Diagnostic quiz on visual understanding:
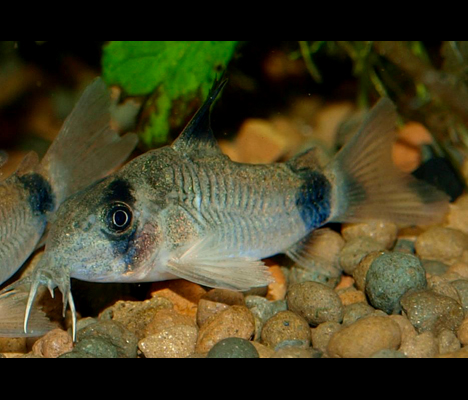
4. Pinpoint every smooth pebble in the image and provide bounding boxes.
[339,237,384,275]
[261,311,311,349]
[287,281,343,326]
[139,325,198,358]
[365,252,427,314]
[400,290,465,334]
[207,338,259,359]
[415,227,468,264]
[196,306,255,354]
[327,316,401,358]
